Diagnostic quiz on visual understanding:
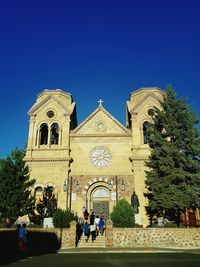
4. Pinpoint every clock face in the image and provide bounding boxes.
[90,146,112,168]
